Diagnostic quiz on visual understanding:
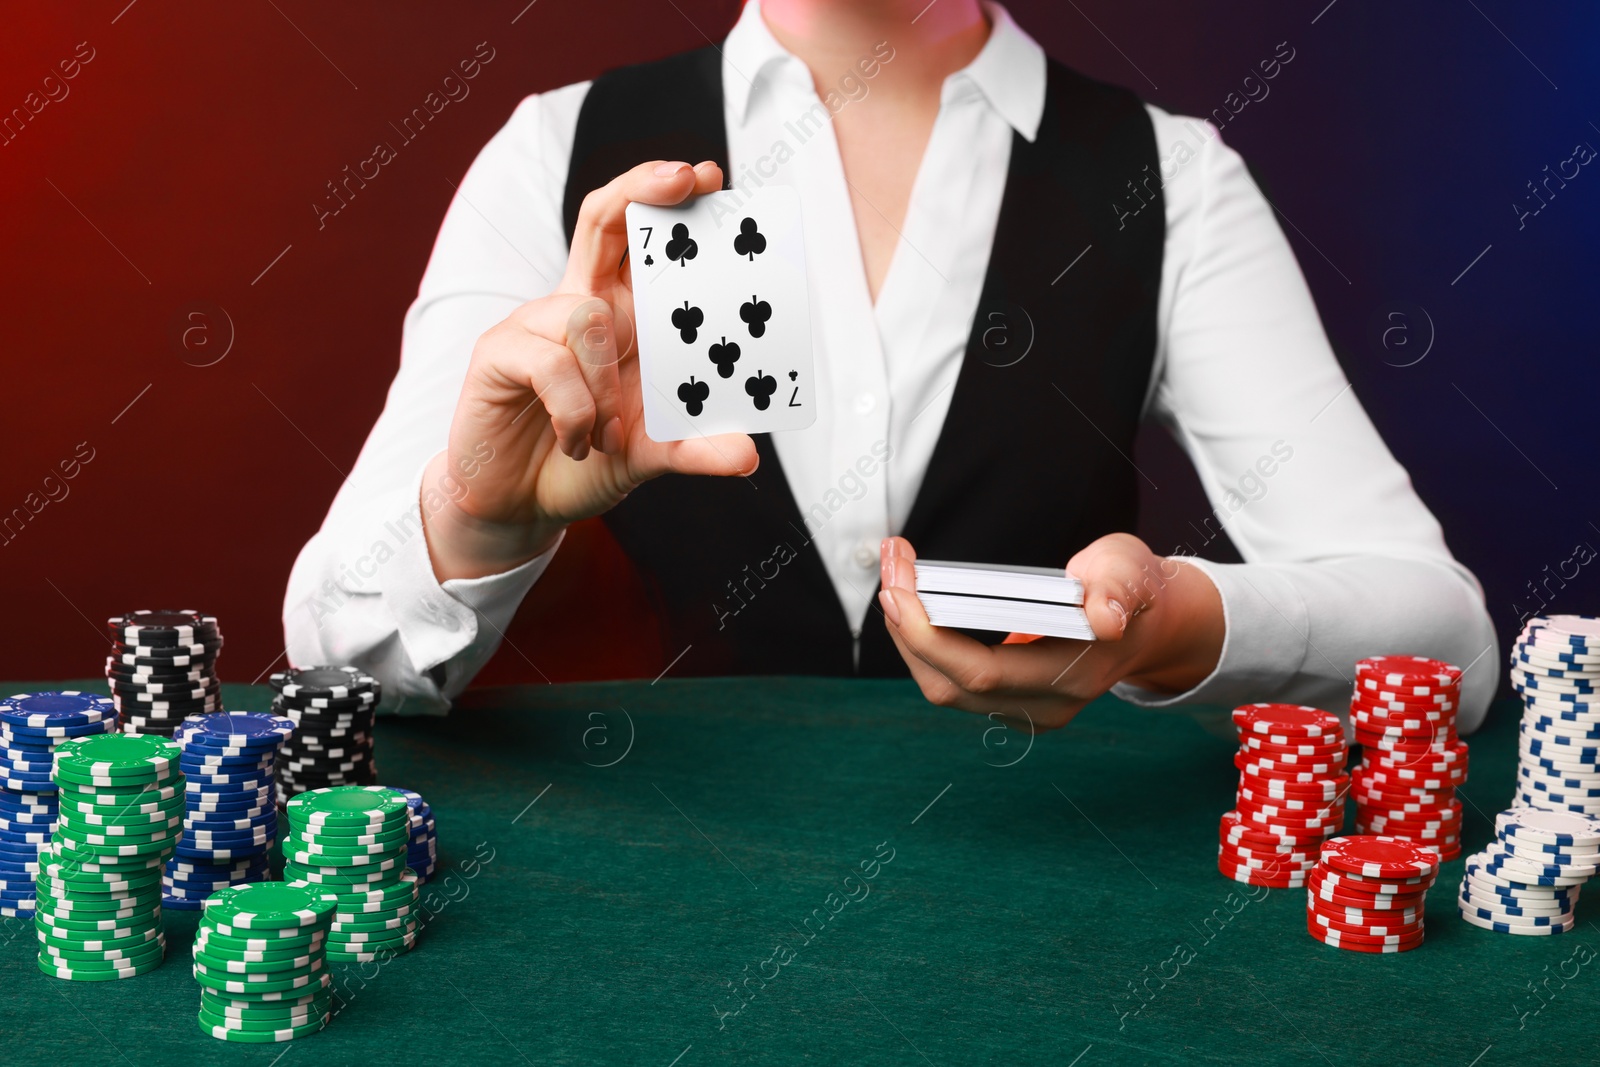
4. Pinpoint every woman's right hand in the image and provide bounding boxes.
[421,159,759,581]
